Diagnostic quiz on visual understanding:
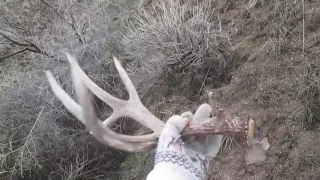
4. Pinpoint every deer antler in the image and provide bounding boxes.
[46,52,254,152]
